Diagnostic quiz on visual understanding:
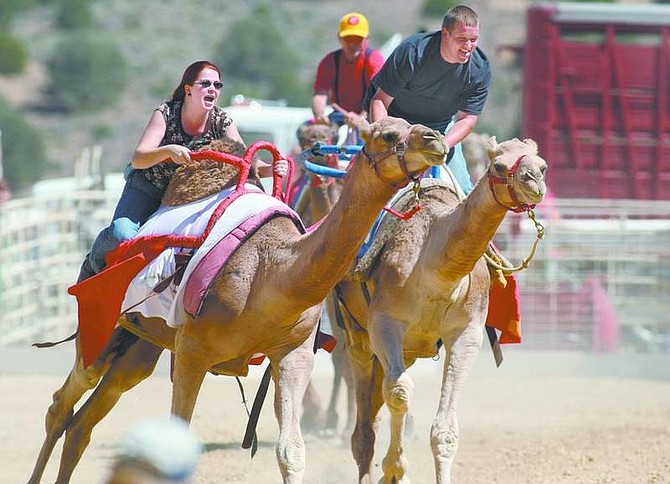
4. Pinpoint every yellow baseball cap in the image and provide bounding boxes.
[338,12,369,38]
